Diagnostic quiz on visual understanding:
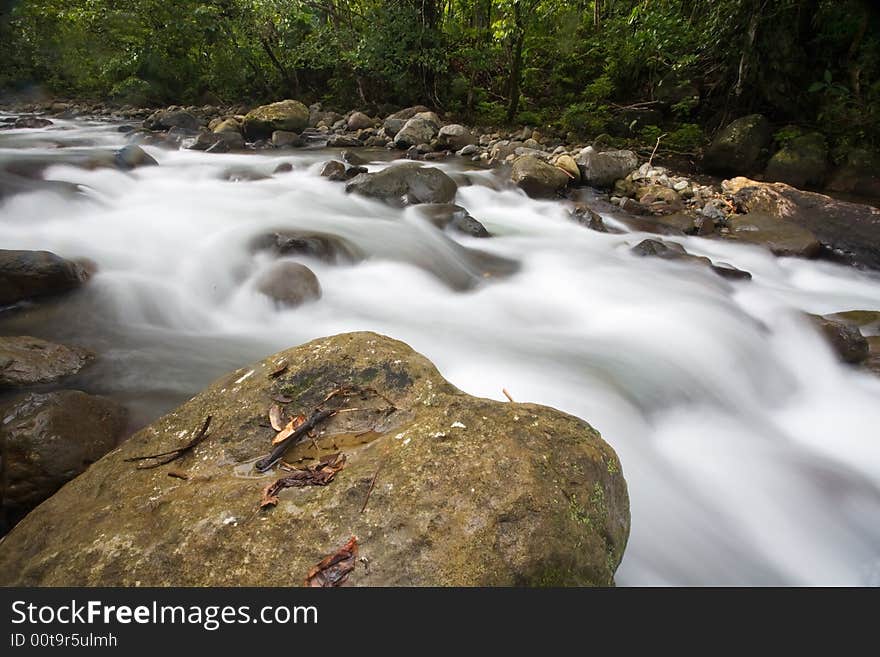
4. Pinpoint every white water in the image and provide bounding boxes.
[3,117,880,585]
